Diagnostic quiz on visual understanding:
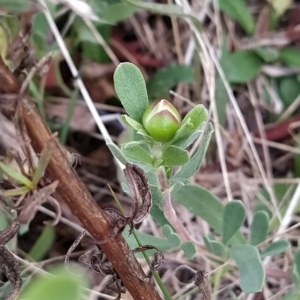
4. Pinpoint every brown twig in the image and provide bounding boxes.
[0,57,163,300]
